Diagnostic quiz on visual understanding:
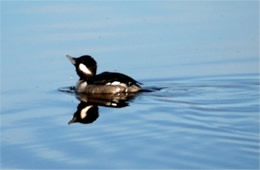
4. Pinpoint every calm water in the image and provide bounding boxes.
[1,1,259,169]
